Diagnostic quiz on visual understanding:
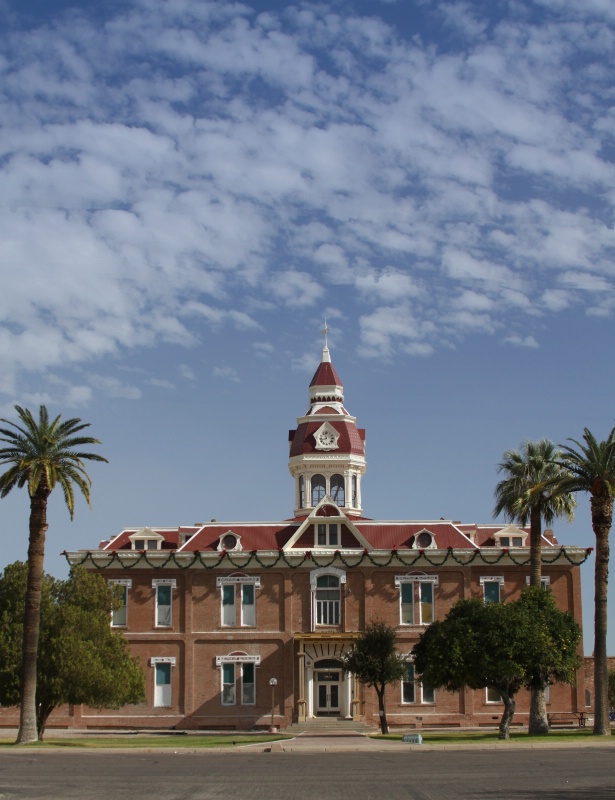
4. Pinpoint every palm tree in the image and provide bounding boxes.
[0,406,107,744]
[555,427,615,736]
[494,439,576,735]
